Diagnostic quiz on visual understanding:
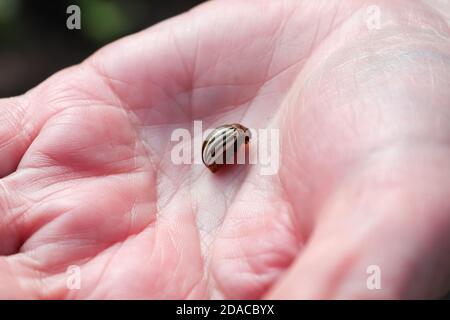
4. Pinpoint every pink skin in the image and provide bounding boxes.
[0,0,449,299]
